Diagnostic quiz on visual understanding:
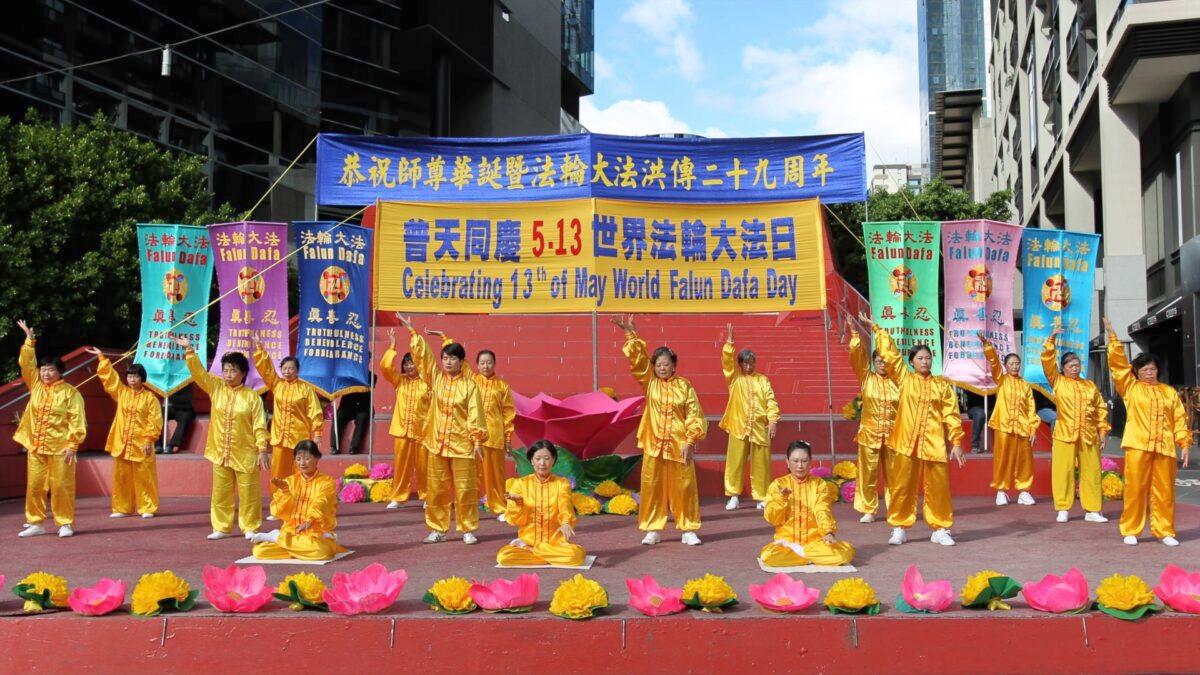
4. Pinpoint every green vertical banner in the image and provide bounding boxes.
[863,221,943,374]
